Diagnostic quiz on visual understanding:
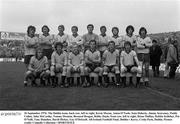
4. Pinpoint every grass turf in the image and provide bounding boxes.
[0,62,180,110]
